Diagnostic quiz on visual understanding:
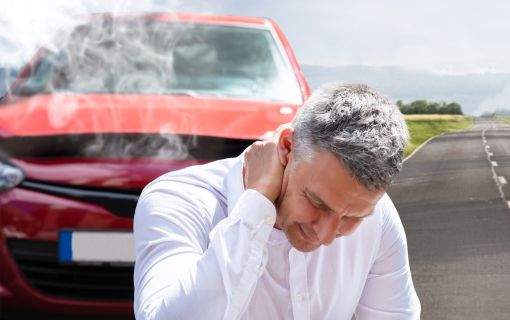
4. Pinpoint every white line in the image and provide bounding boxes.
[498,176,507,186]
[488,152,494,156]
[482,130,508,212]
[492,161,498,167]
[485,145,490,149]
[508,201,510,209]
